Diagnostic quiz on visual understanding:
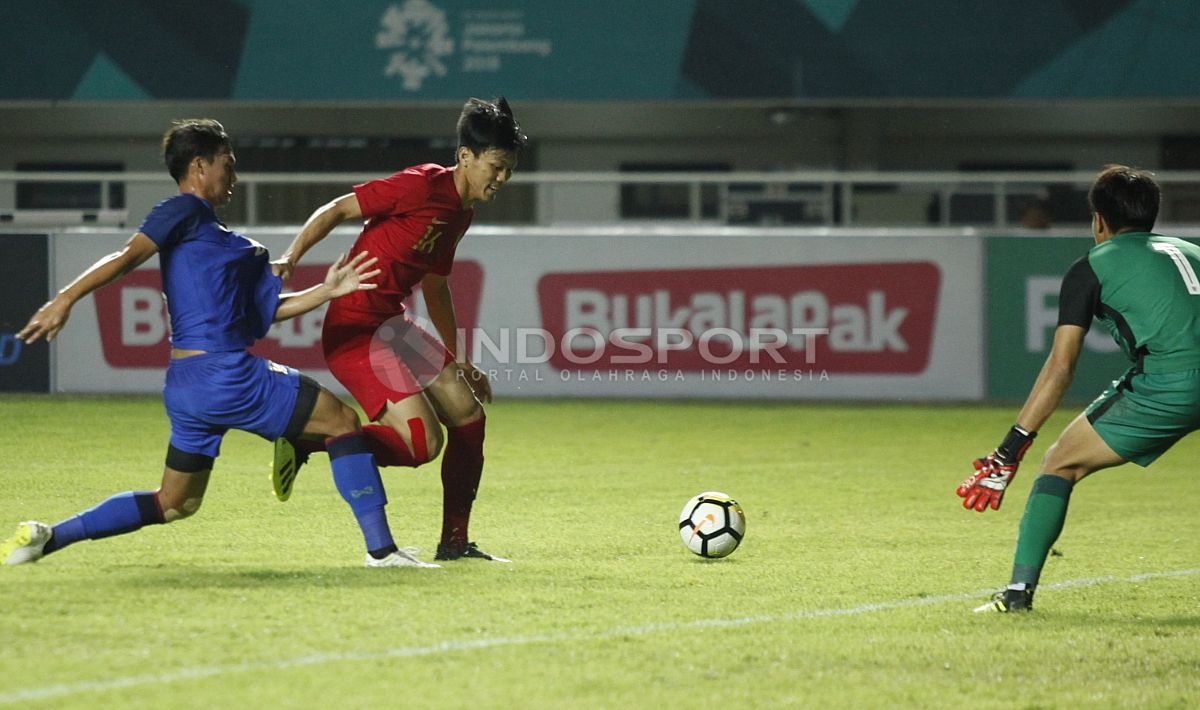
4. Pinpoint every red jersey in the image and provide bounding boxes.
[331,163,473,321]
